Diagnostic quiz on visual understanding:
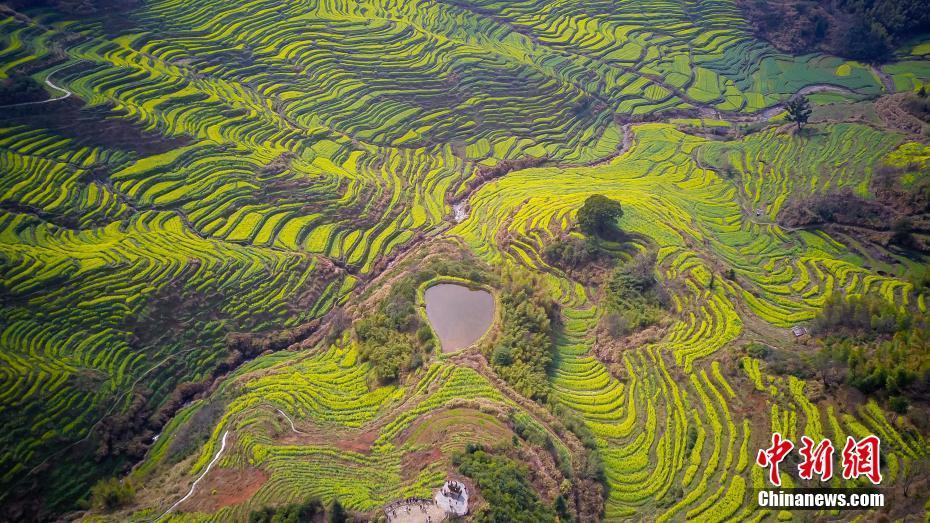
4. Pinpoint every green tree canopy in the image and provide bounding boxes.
[785,96,813,131]
[88,478,134,512]
[489,270,555,400]
[455,448,557,523]
[577,195,623,237]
